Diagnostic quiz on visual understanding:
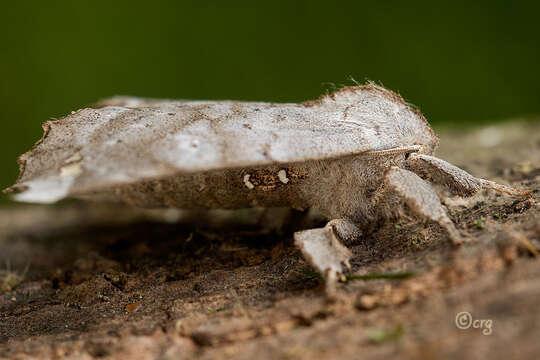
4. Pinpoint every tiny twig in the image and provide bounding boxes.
[345,272,414,282]
[516,235,538,257]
